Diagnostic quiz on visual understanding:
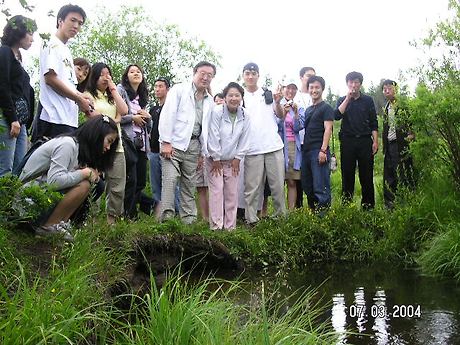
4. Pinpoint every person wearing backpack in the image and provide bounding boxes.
[19,115,119,241]
[241,62,286,225]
